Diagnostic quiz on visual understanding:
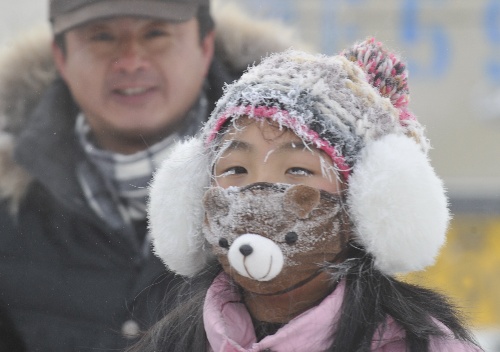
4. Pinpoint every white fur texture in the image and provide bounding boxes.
[148,137,212,276]
[212,0,309,72]
[347,134,449,275]
[228,234,284,281]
